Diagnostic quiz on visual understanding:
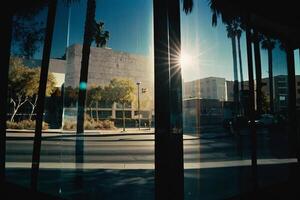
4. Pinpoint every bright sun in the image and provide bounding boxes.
[180,52,193,68]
